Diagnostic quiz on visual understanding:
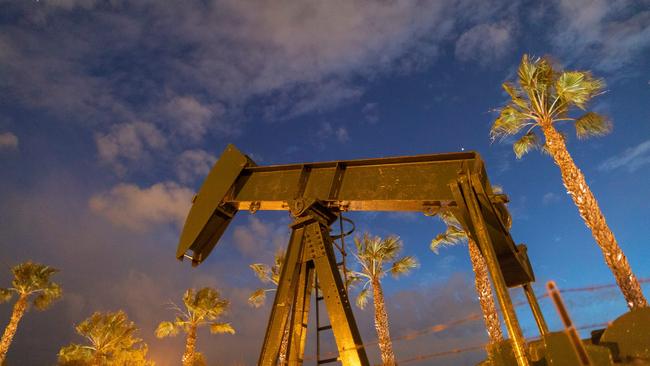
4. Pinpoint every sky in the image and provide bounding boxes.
[0,0,649,365]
